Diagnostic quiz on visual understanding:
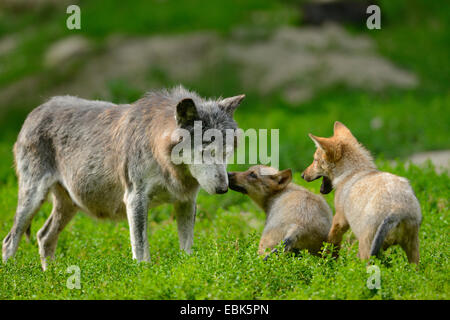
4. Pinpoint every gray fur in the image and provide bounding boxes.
[2,85,244,270]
